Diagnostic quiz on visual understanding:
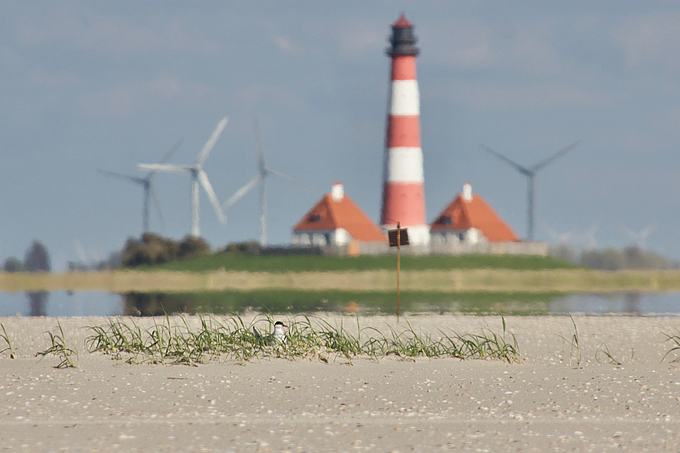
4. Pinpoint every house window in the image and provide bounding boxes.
[440,216,451,225]
[309,214,321,222]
